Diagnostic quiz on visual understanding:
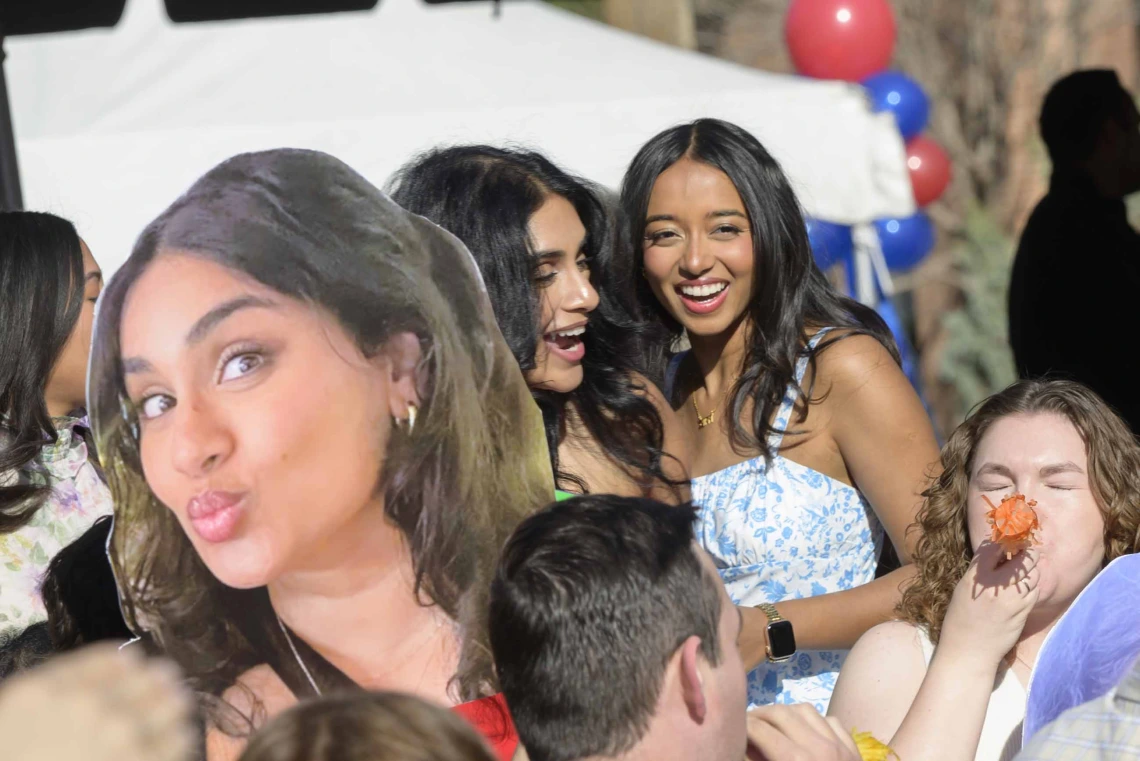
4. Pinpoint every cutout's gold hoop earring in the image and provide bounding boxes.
[403,403,418,435]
